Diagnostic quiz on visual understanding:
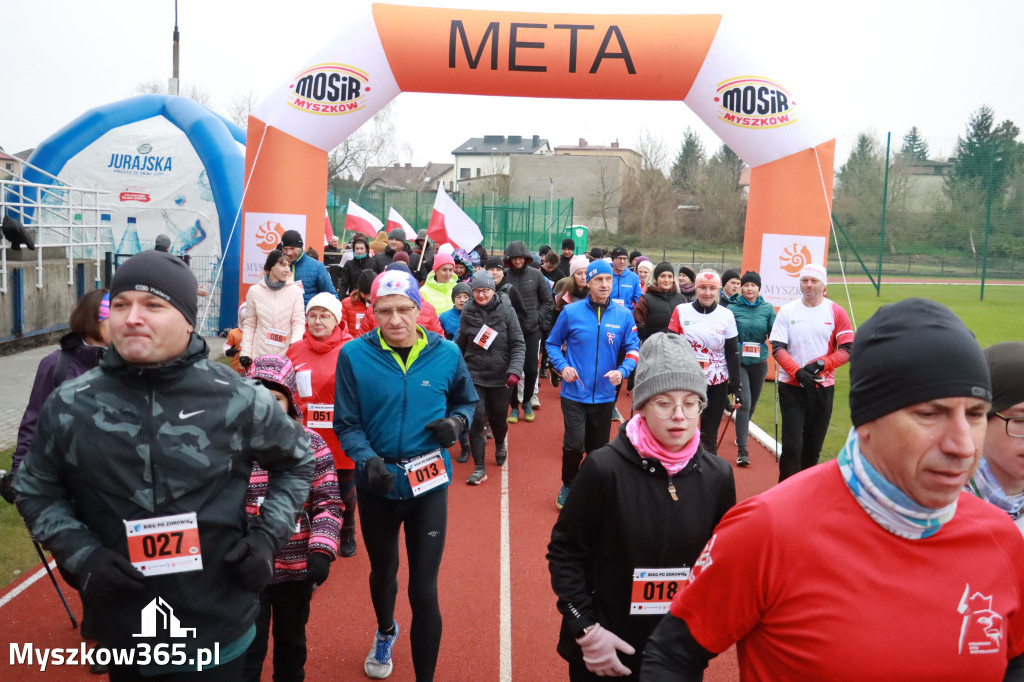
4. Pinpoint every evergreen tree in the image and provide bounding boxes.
[670,128,705,193]
[947,105,1021,198]
[898,126,929,160]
